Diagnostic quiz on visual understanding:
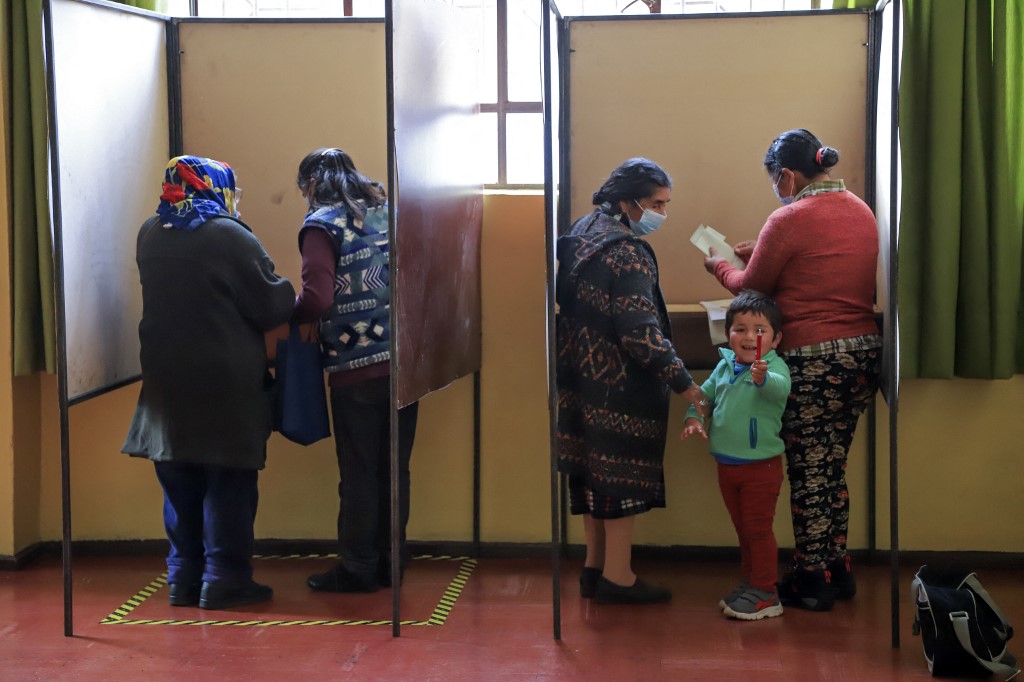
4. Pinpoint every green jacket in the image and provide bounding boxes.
[685,347,790,463]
